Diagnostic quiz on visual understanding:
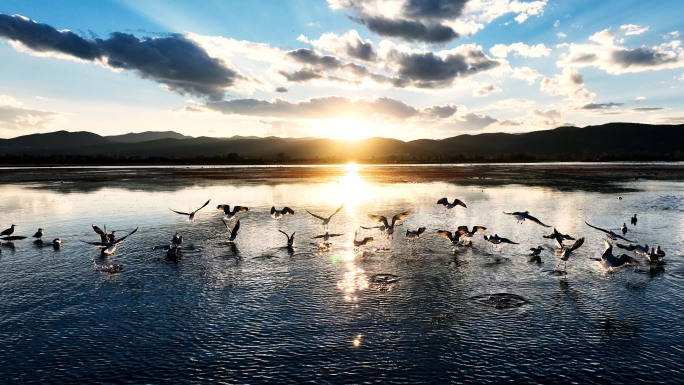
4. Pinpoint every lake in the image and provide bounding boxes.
[1,163,683,384]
